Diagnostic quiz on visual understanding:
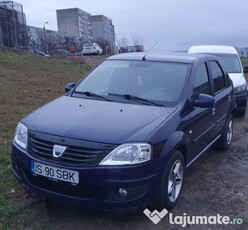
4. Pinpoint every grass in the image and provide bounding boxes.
[0,51,92,229]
